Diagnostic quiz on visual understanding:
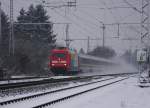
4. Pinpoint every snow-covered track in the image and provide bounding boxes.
[0,76,48,81]
[32,77,129,108]
[0,76,130,108]
[0,73,136,90]
[0,77,114,107]
[0,76,95,90]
